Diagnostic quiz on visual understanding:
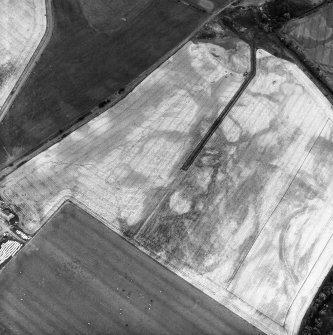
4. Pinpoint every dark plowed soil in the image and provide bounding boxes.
[0,202,263,335]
